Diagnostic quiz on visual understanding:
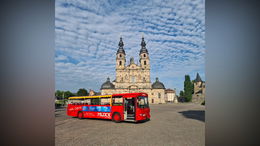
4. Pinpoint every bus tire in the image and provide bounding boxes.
[78,111,84,119]
[112,112,121,123]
